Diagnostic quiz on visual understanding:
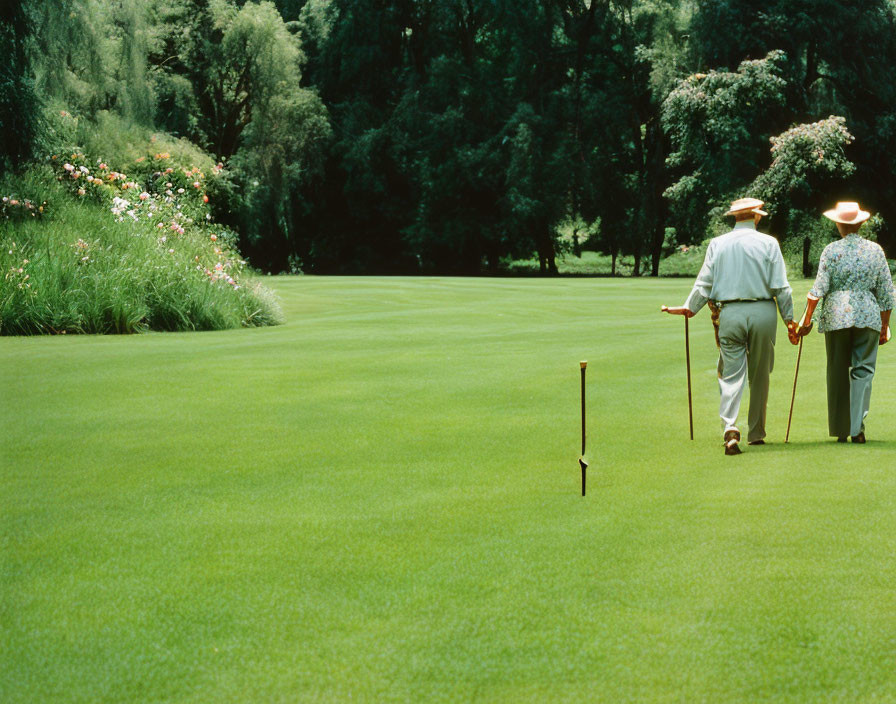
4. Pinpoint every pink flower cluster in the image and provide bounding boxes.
[200,262,240,289]
[1,196,45,219]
